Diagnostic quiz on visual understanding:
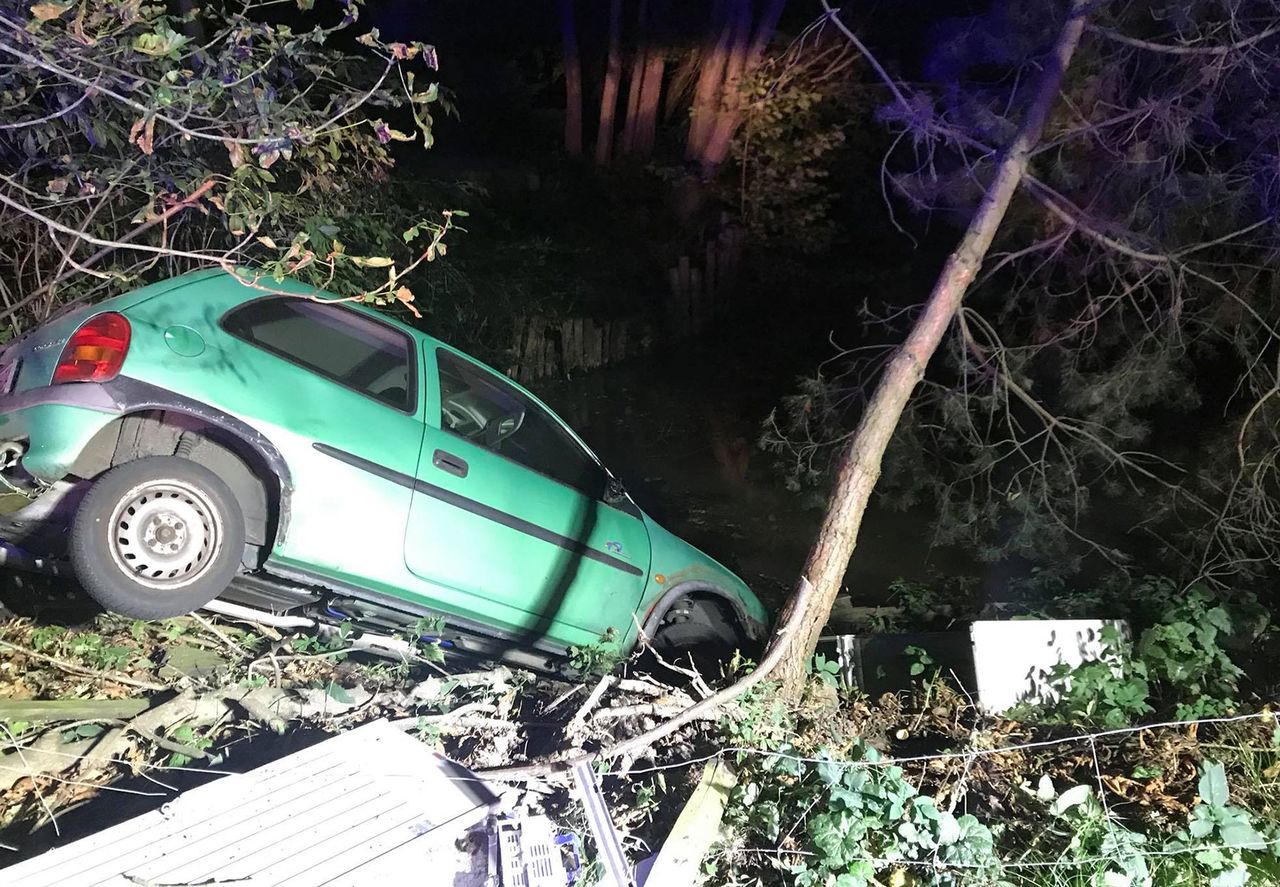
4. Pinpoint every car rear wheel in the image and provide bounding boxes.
[70,456,245,619]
